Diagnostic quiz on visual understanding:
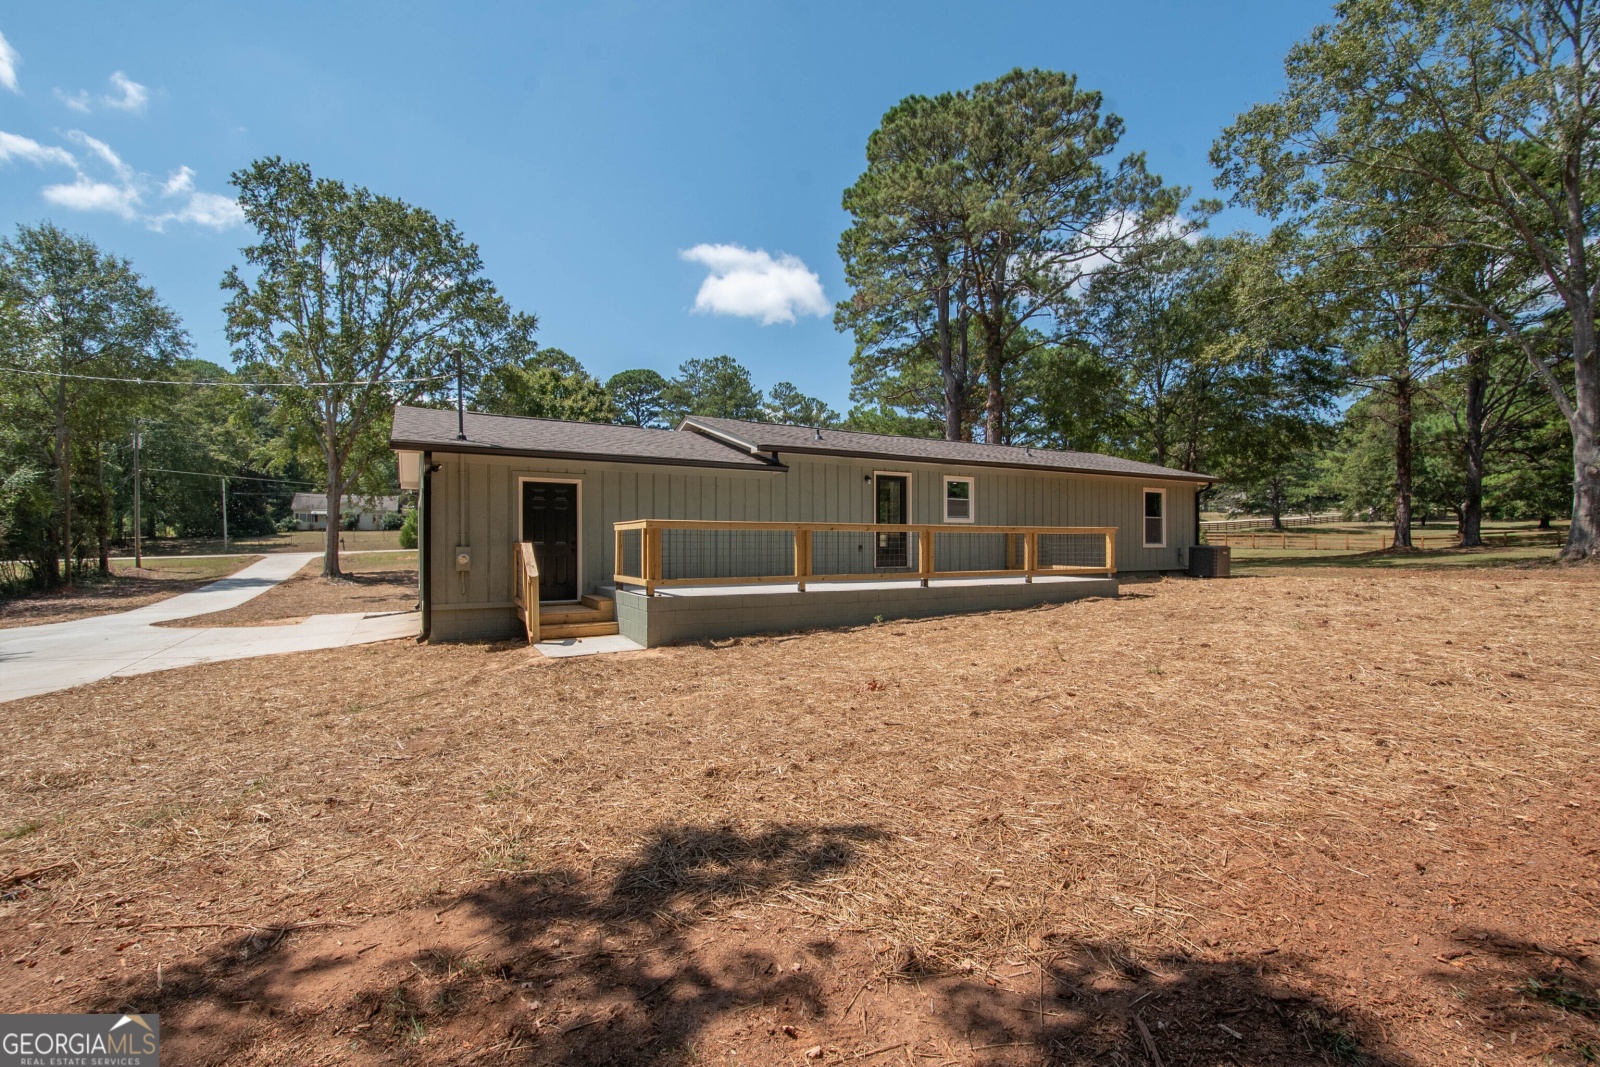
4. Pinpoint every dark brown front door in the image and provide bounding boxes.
[522,481,579,601]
